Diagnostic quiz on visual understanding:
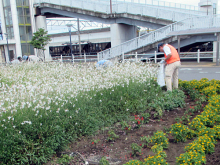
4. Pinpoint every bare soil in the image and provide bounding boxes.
[48,97,220,165]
